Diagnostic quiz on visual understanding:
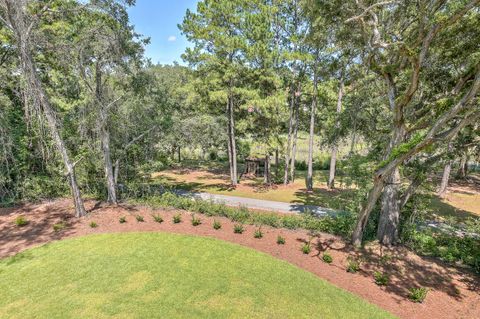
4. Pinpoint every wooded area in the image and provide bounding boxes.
[1,0,479,251]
